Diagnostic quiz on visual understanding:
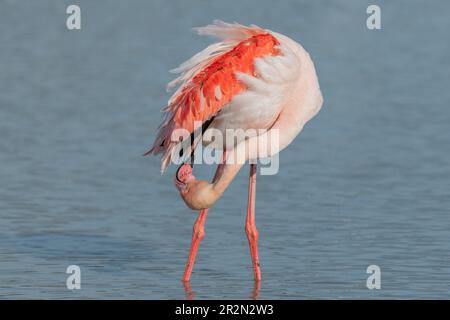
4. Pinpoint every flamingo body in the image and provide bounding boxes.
[147,21,323,282]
